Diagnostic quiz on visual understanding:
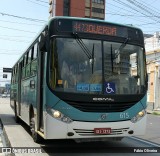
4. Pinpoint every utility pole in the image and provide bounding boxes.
[49,0,55,18]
